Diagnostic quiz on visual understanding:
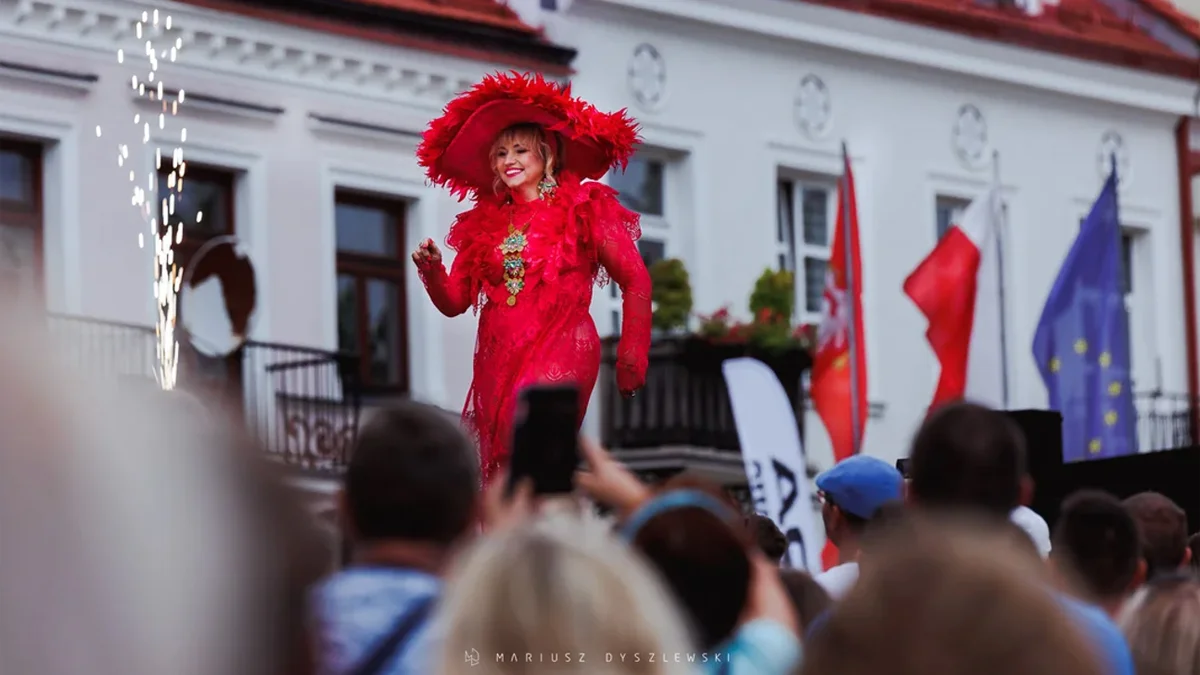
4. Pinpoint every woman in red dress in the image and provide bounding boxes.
[412,73,652,483]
